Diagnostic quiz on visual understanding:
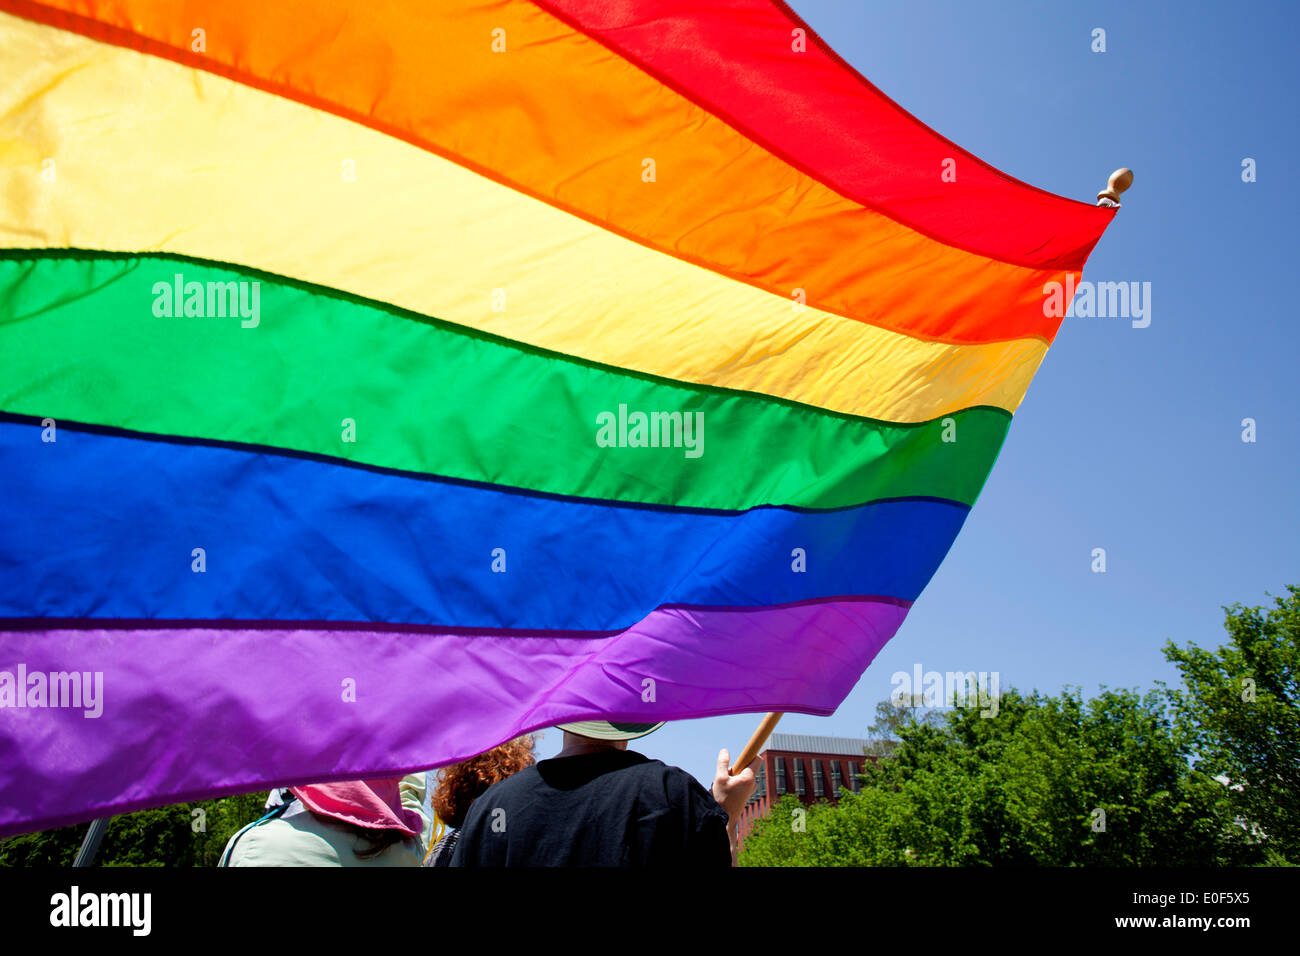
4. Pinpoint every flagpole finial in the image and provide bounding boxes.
[1097,167,1134,207]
